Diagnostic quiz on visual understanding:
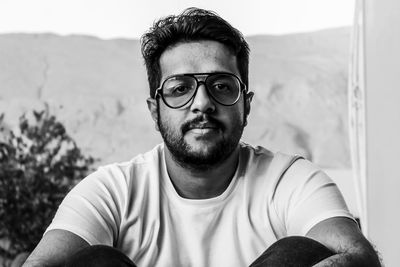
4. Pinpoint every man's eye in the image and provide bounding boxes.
[171,85,191,95]
[213,84,231,92]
